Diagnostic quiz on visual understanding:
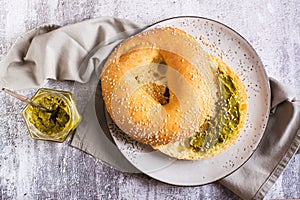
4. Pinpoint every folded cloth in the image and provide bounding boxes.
[0,17,299,199]
[220,79,300,199]
[0,17,142,89]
